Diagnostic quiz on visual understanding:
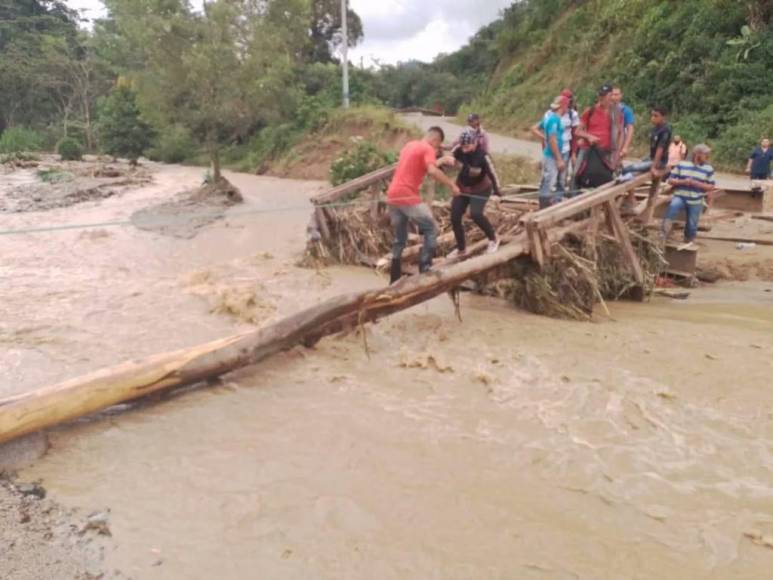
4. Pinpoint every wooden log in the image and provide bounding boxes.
[305,219,590,346]
[312,164,397,205]
[315,206,331,240]
[527,174,650,228]
[751,213,773,223]
[0,233,540,446]
[605,200,645,300]
[696,235,773,246]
